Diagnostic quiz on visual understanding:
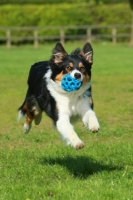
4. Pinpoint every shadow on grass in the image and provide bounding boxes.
[41,155,122,179]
